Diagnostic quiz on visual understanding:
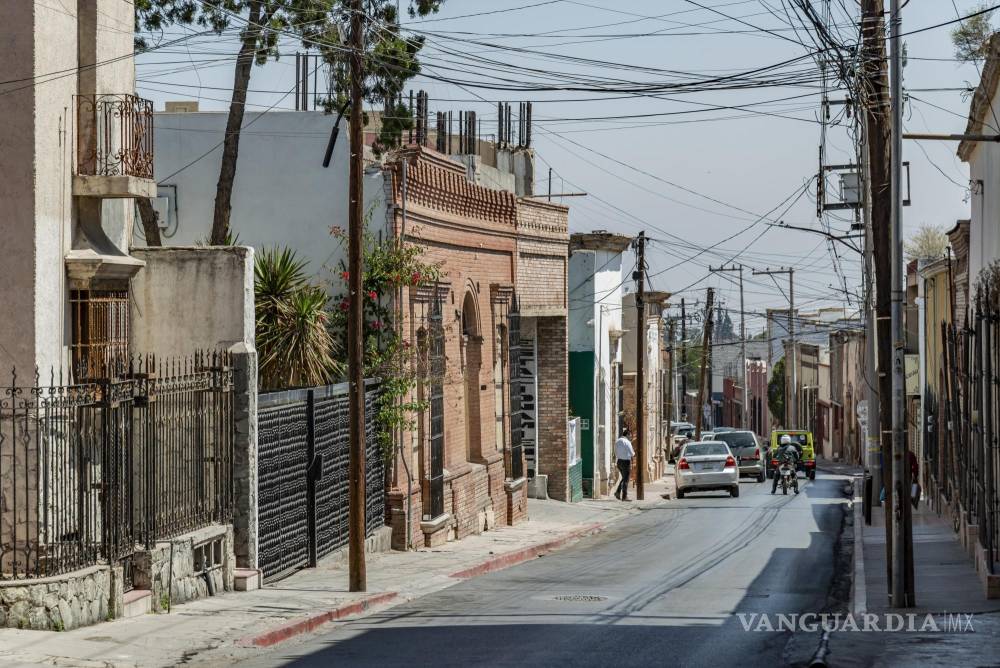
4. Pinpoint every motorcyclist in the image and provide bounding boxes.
[771,434,801,494]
